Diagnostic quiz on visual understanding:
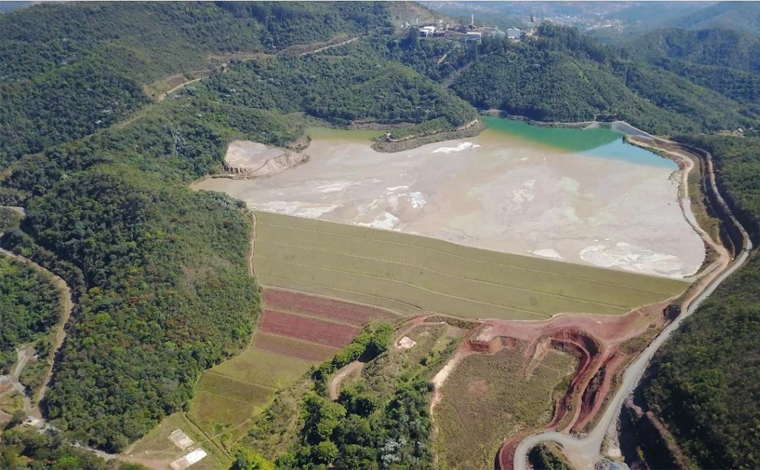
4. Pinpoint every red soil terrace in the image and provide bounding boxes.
[263,288,394,326]
[260,309,359,348]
